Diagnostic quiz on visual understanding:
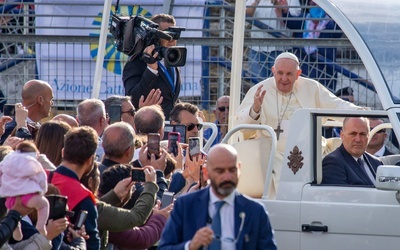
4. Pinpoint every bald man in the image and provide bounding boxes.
[0,80,53,144]
[22,80,54,122]
[159,144,277,250]
[52,114,79,128]
[322,117,383,186]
